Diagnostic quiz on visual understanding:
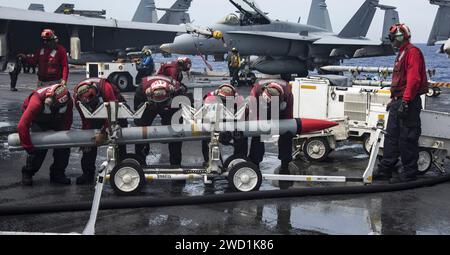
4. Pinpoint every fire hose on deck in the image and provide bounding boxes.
[0,174,449,216]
